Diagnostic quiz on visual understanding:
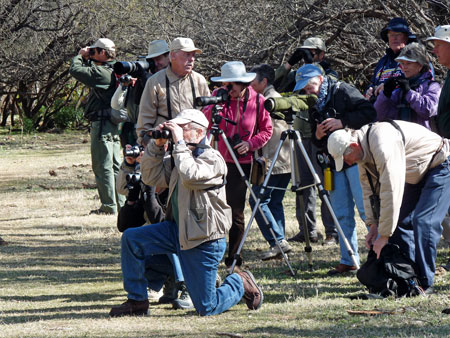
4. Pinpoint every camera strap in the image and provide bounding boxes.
[165,74,197,120]
[365,120,405,195]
